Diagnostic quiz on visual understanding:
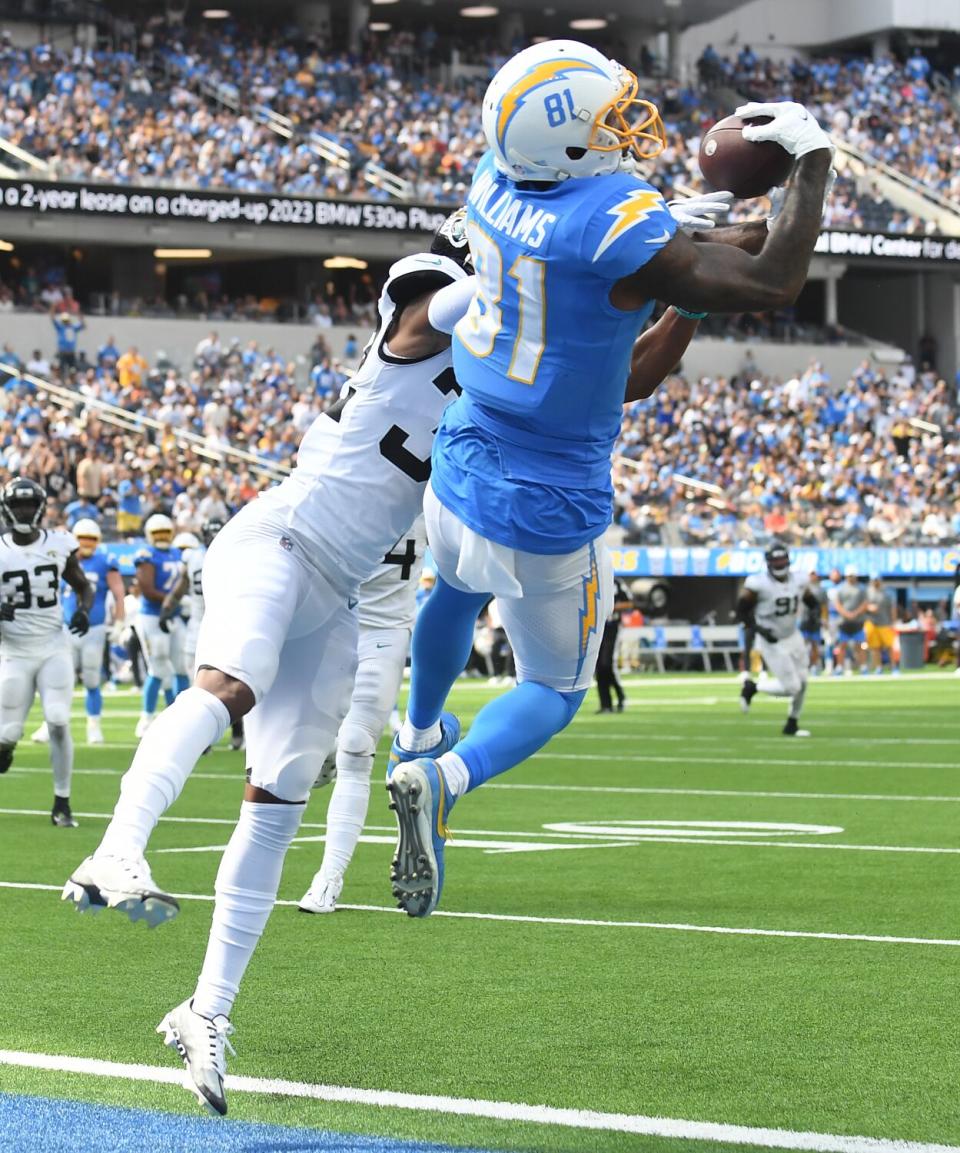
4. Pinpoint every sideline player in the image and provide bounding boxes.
[386,38,835,917]
[299,519,425,914]
[134,514,187,736]
[799,569,827,674]
[31,518,125,744]
[737,544,822,735]
[64,218,478,1115]
[0,478,92,824]
[834,565,869,675]
[864,576,897,674]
